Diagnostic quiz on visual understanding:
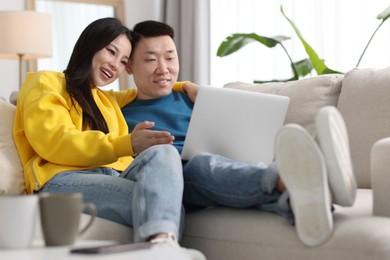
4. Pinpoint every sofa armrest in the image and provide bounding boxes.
[371,137,390,217]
